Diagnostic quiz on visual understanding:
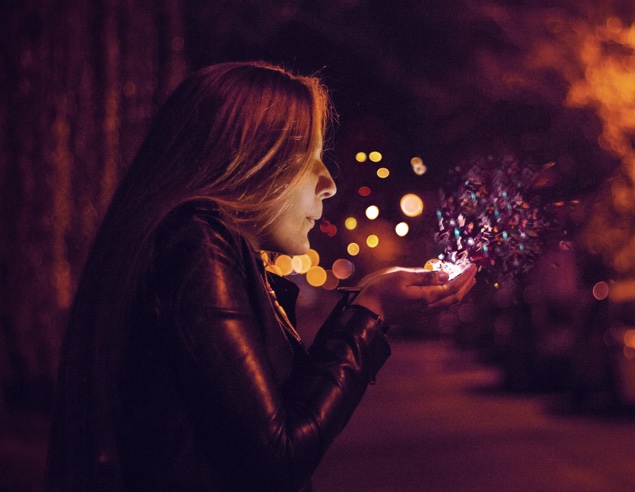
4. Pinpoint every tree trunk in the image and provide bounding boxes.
[0,0,186,409]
